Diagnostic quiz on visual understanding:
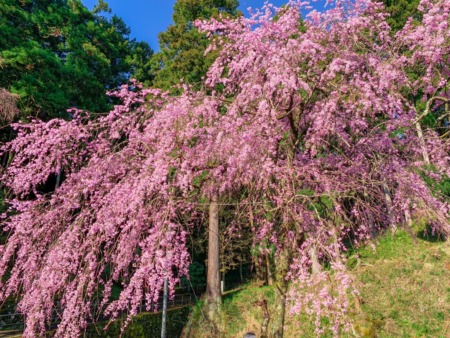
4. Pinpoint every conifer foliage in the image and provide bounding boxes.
[1,1,450,337]
[382,0,421,31]
[149,0,239,90]
[0,0,153,119]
